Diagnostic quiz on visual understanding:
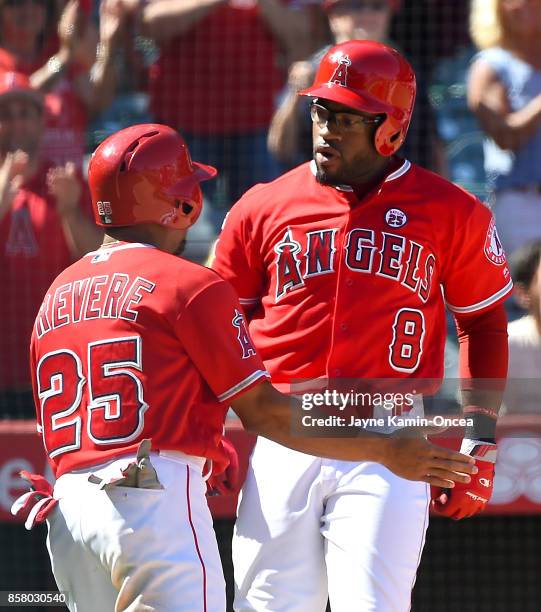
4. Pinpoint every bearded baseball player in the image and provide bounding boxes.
[13,123,476,612]
[211,41,511,611]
